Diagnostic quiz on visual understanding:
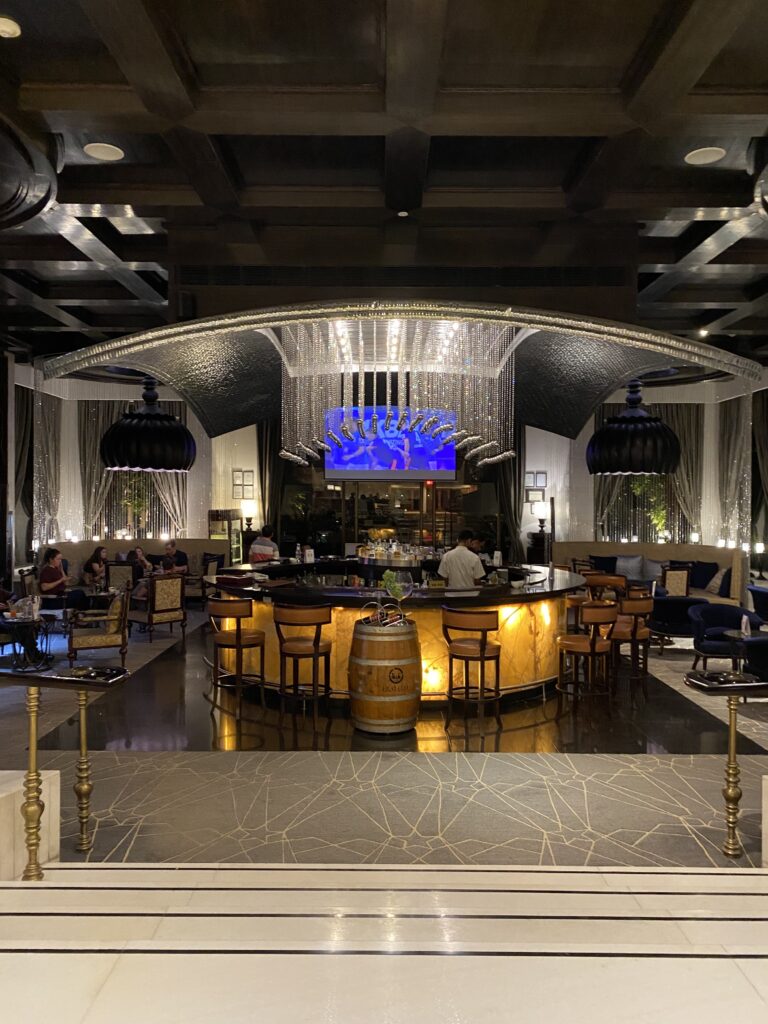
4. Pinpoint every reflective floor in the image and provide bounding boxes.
[38,627,766,755]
